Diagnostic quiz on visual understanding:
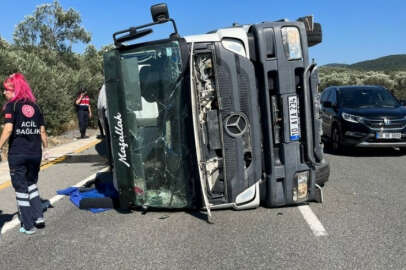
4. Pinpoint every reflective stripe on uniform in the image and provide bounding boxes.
[16,192,29,199]
[28,184,37,192]
[29,191,39,199]
[17,200,30,207]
